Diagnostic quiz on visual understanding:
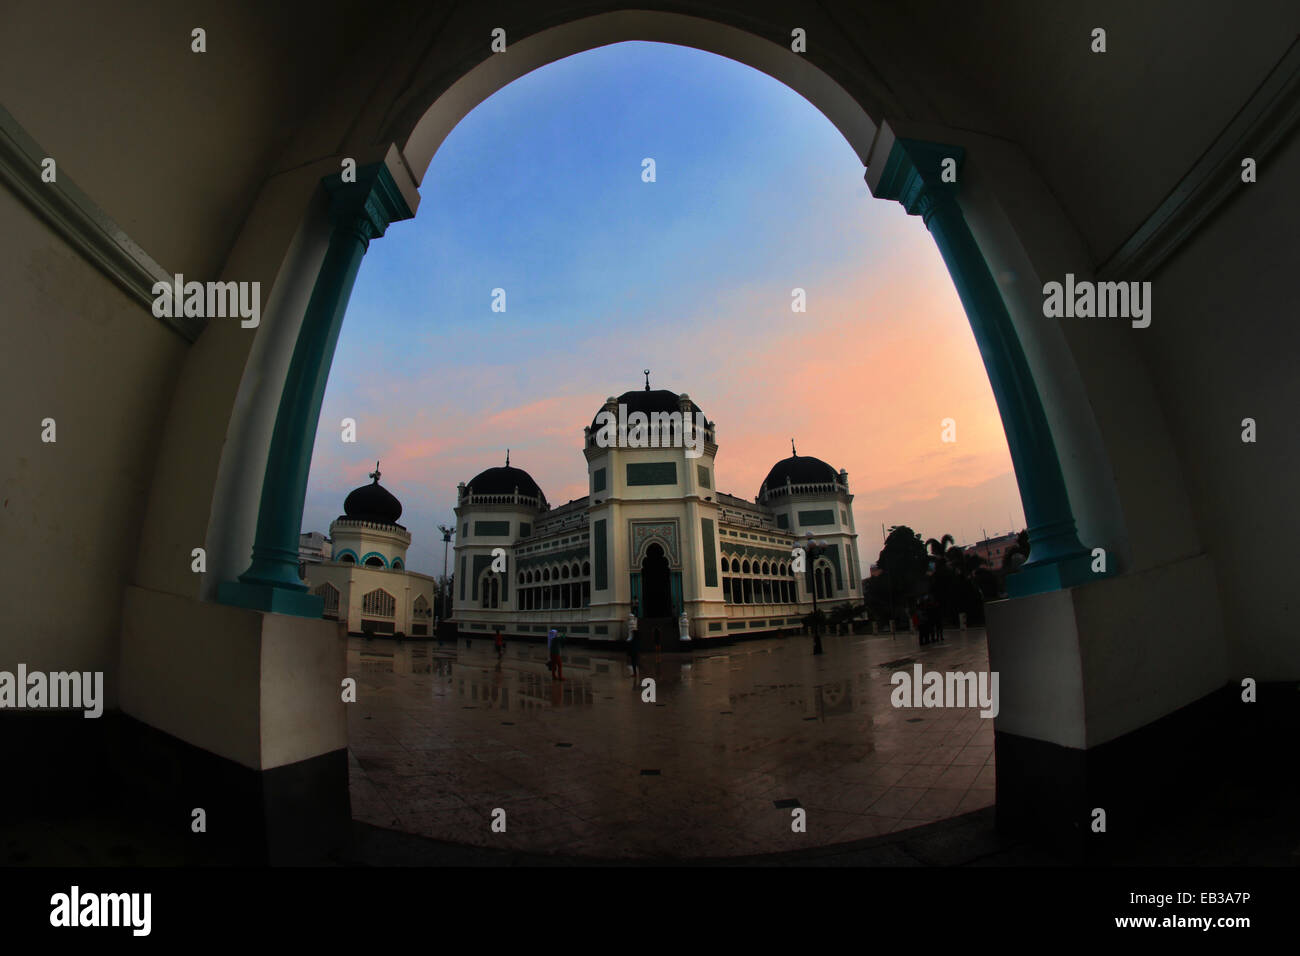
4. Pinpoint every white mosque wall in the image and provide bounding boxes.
[304,564,436,637]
